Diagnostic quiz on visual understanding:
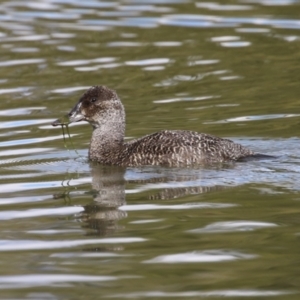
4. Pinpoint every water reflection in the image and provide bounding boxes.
[0,237,145,251]
[143,250,256,263]
[189,220,278,233]
[75,164,232,236]
[0,274,116,289]
[160,14,300,30]
[111,290,292,298]
[79,164,127,236]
